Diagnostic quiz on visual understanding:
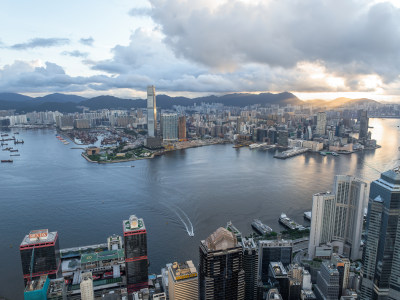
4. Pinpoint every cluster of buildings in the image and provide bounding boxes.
[17,166,400,300]
[0,86,379,154]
